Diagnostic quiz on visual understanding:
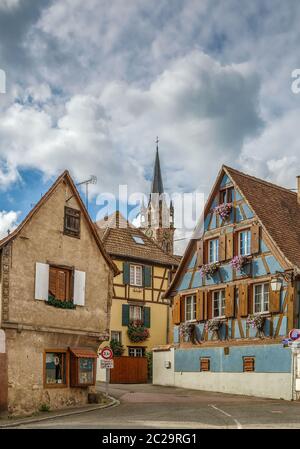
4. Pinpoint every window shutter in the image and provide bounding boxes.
[143,307,151,328]
[225,285,235,318]
[180,297,185,323]
[269,288,281,313]
[251,224,260,255]
[73,270,86,306]
[35,263,49,301]
[196,290,205,321]
[197,240,204,267]
[173,295,181,325]
[57,269,67,301]
[207,291,213,319]
[219,234,226,262]
[143,266,152,288]
[239,283,248,317]
[123,262,130,285]
[49,267,57,297]
[122,304,130,326]
[226,232,234,260]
